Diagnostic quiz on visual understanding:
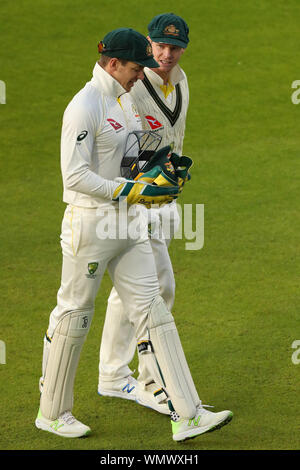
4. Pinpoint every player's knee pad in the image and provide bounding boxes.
[40,310,92,420]
[138,295,200,419]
